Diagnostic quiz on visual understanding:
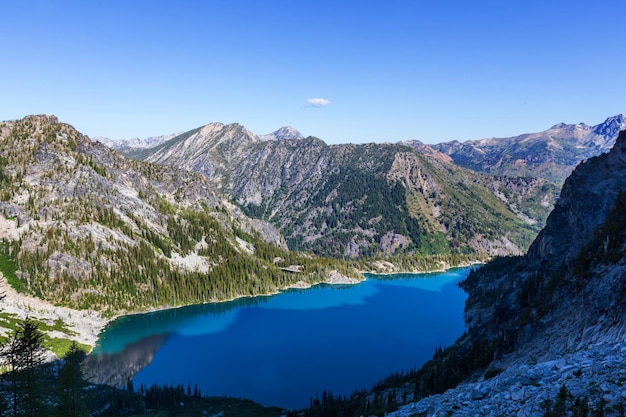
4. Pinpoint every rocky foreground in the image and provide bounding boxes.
[385,131,626,416]
[389,336,626,416]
